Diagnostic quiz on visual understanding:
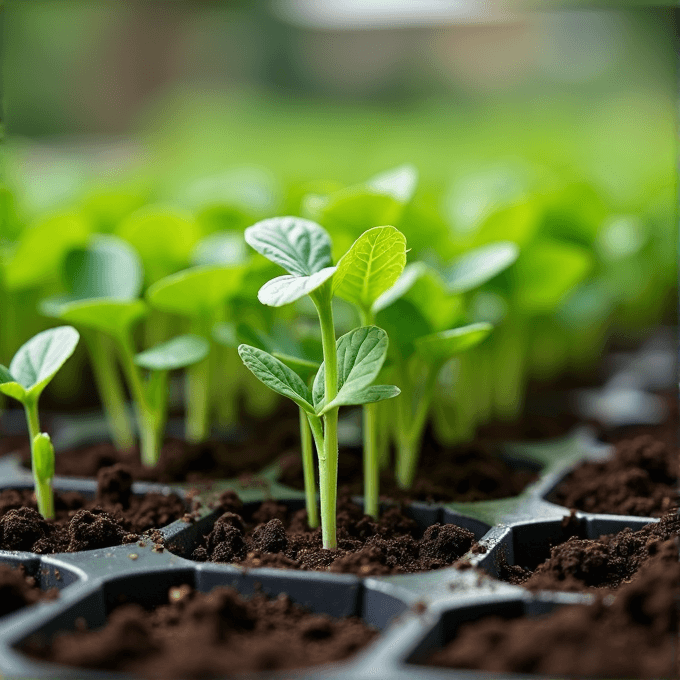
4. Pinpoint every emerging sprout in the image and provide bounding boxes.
[0,327,80,518]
